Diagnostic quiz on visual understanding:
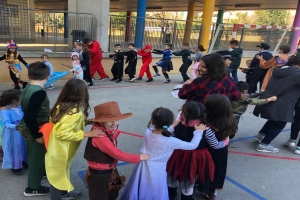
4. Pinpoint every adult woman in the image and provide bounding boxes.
[257,44,290,91]
[178,53,241,104]
[253,54,300,153]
